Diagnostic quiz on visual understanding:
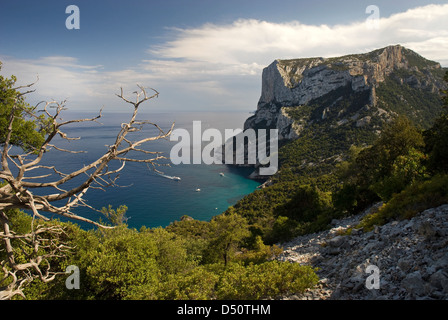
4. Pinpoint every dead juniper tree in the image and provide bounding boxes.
[0,76,173,299]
